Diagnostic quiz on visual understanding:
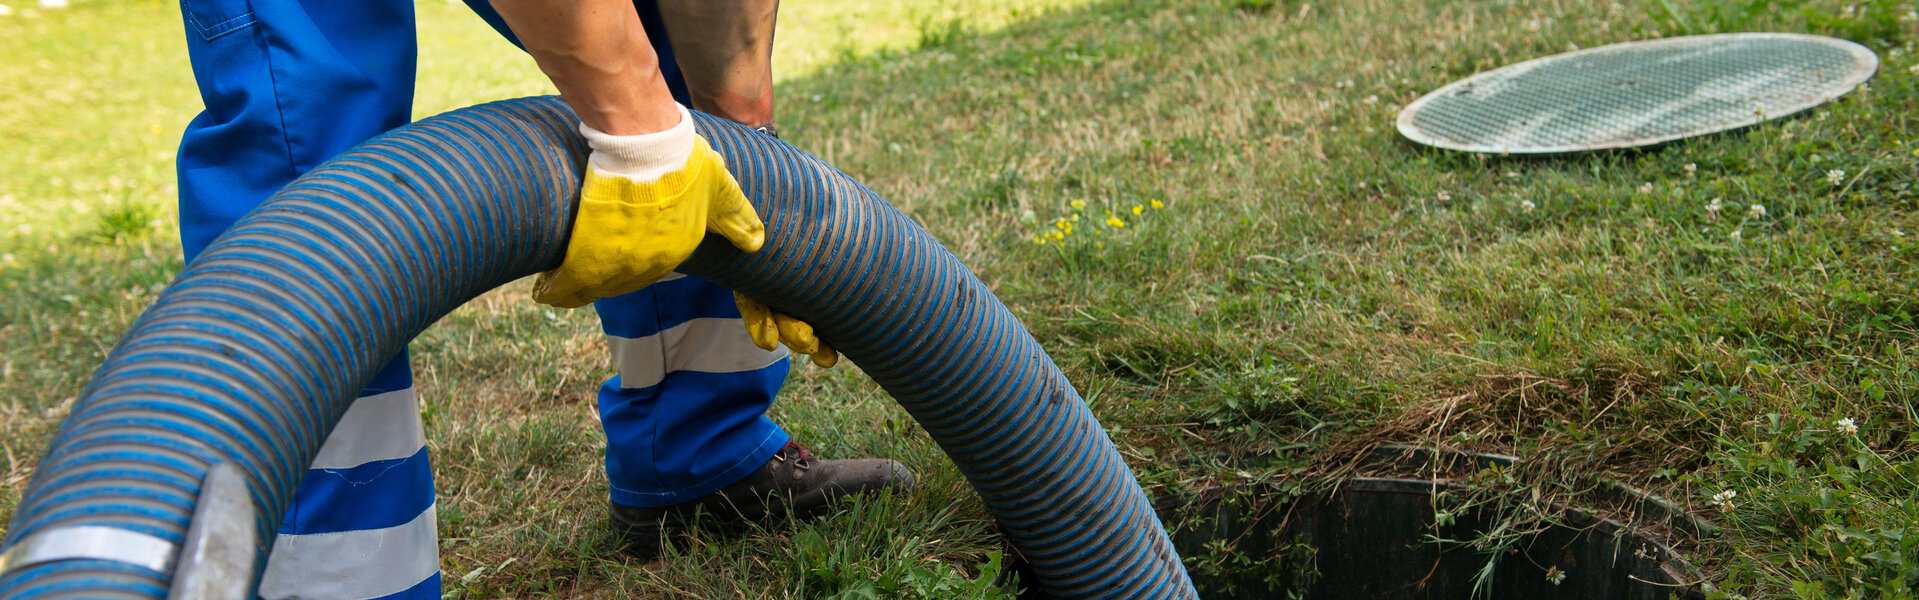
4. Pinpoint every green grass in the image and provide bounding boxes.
[5,0,1919,598]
